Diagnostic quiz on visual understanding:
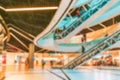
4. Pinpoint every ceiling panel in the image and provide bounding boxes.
[90,24,103,30]
[0,0,61,52]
